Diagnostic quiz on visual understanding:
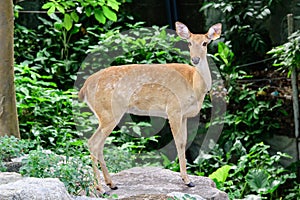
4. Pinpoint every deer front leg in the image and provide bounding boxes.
[169,116,195,187]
